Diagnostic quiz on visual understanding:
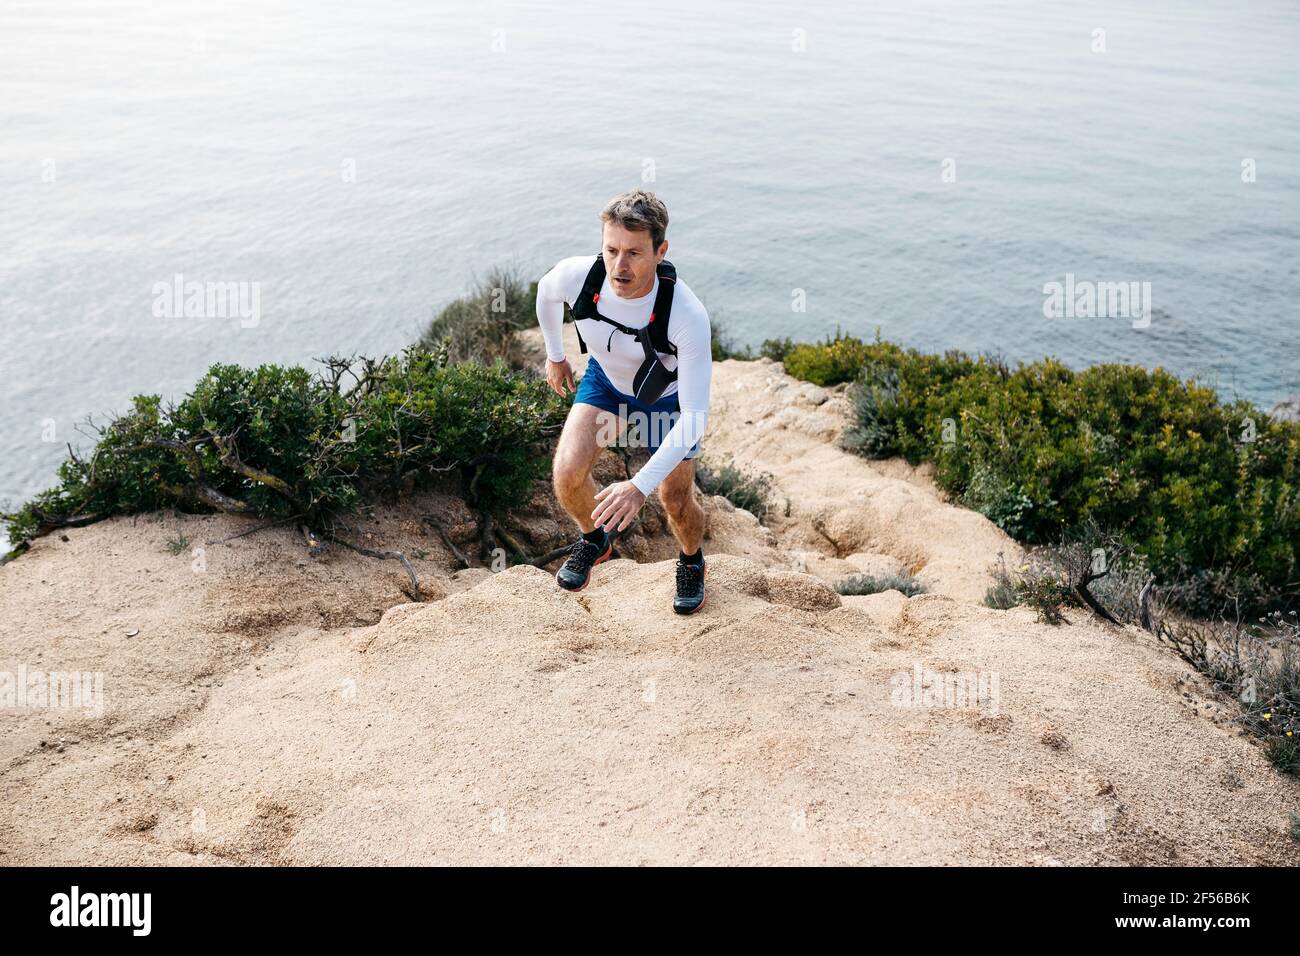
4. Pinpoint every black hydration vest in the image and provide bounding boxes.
[570,255,678,405]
